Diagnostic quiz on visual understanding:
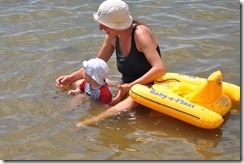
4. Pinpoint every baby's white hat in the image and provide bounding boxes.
[83,58,110,85]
